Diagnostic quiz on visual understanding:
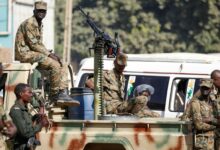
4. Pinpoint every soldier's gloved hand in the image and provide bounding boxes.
[94,37,105,49]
